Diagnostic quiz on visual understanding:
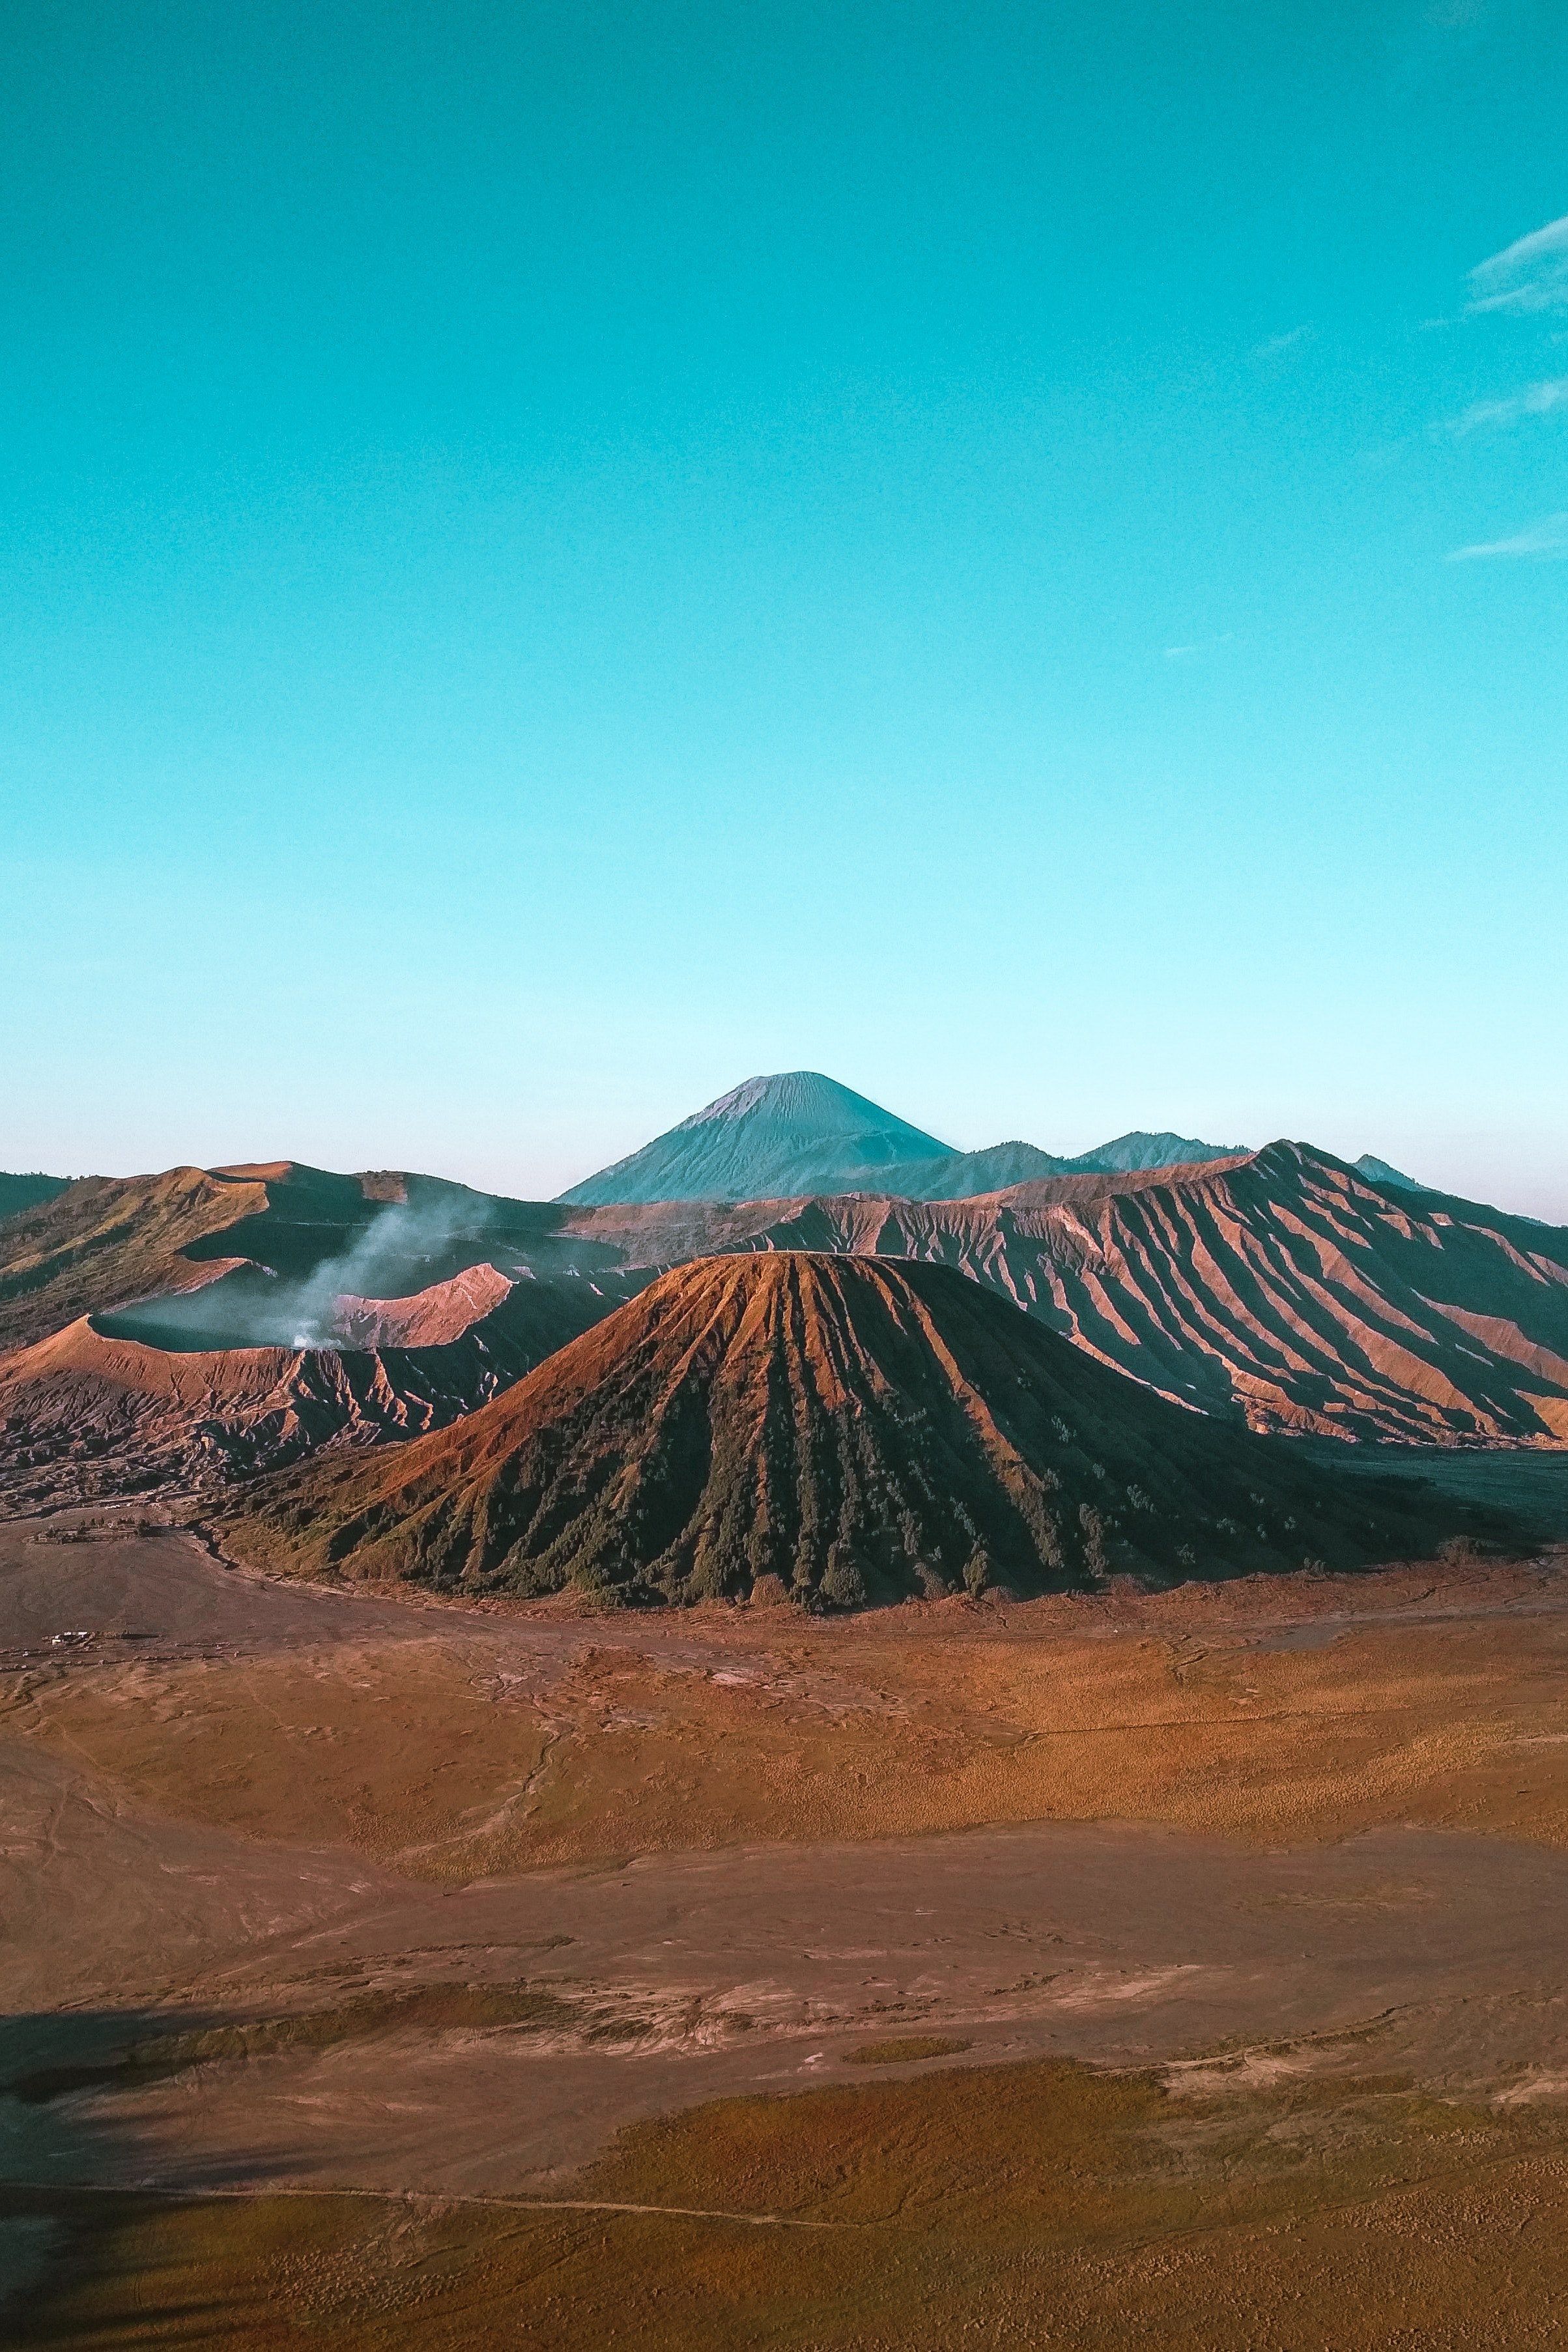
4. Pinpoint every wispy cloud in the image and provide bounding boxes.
[1447,511,1568,561]
[1467,214,1568,315]
[1251,324,1314,362]
[1447,375,1568,434]
[1163,633,1235,659]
